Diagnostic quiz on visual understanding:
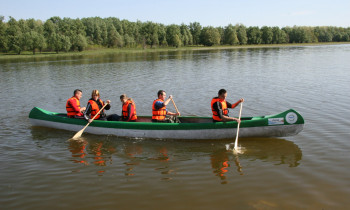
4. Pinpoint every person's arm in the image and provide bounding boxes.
[126,104,133,121]
[83,103,92,121]
[163,95,173,106]
[167,111,180,116]
[216,101,240,122]
[154,101,165,109]
[227,98,243,109]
